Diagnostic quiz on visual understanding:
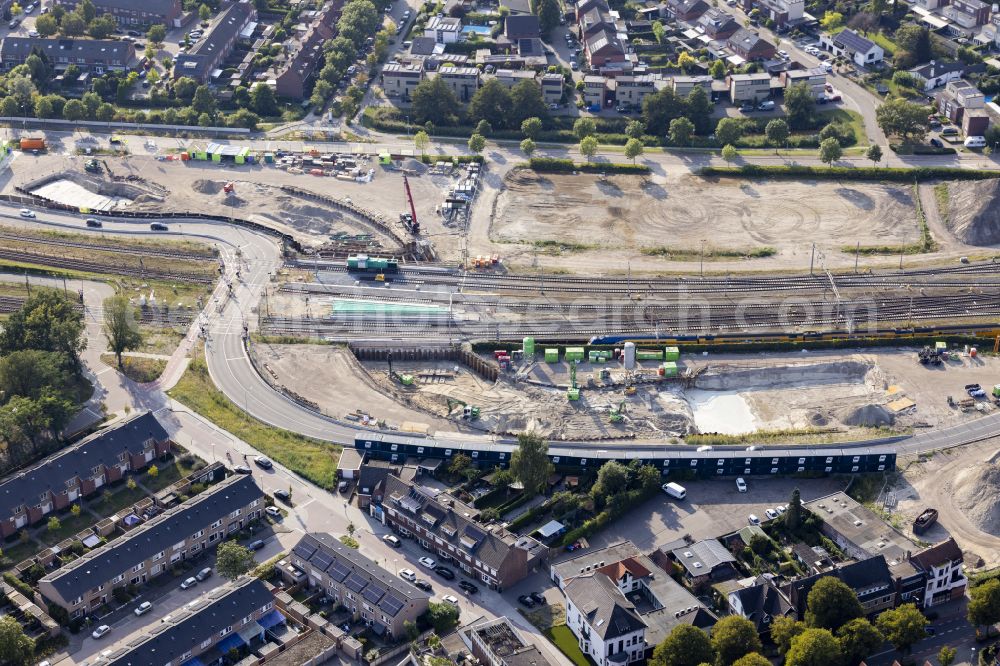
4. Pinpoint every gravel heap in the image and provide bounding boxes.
[953,462,1000,534]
